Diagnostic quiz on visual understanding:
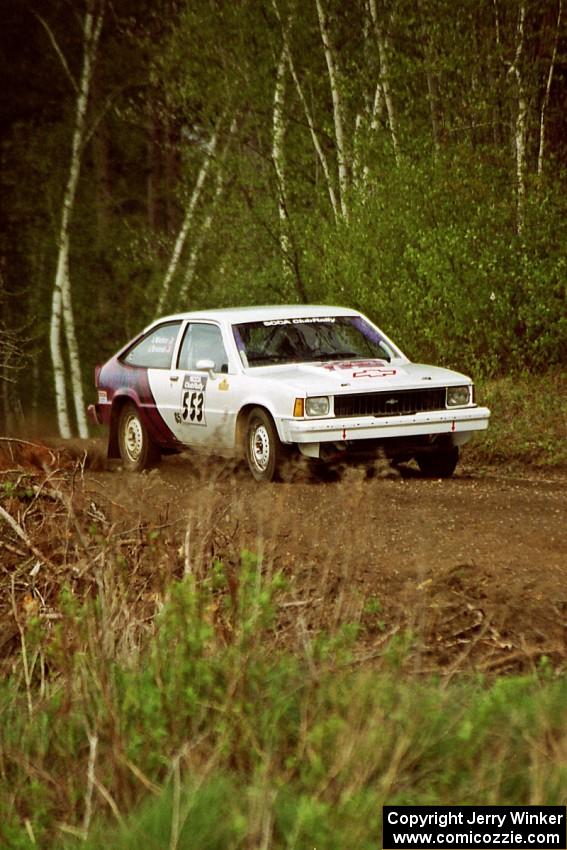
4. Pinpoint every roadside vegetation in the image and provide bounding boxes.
[1,540,566,849]
[0,440,566,848]
[467,371,567,469]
